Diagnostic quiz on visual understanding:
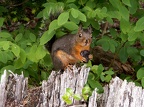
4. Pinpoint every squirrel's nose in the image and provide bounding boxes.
[85,40,89,44]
